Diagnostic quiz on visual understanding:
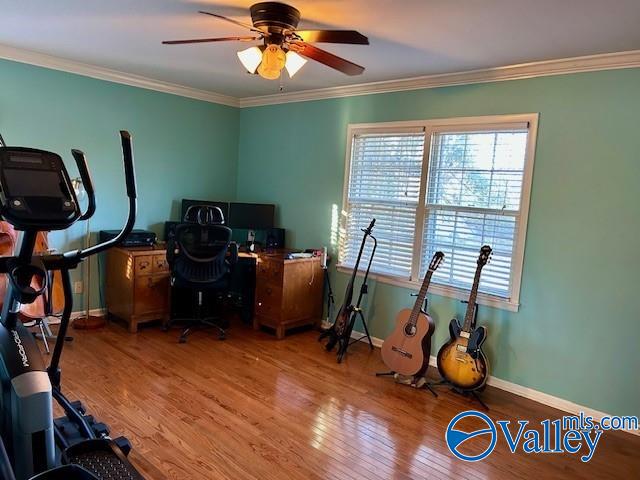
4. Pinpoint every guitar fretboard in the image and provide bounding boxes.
[462,264,483,332]
[408,270,434,326]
